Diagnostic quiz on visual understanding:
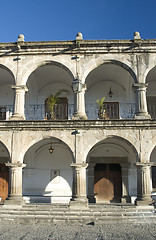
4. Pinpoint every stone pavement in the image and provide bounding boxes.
[0,222,156,240]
